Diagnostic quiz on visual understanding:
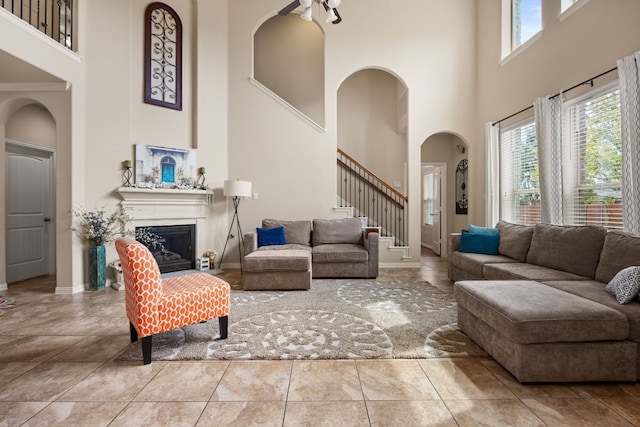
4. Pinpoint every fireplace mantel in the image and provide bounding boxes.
[117,187,208,221]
